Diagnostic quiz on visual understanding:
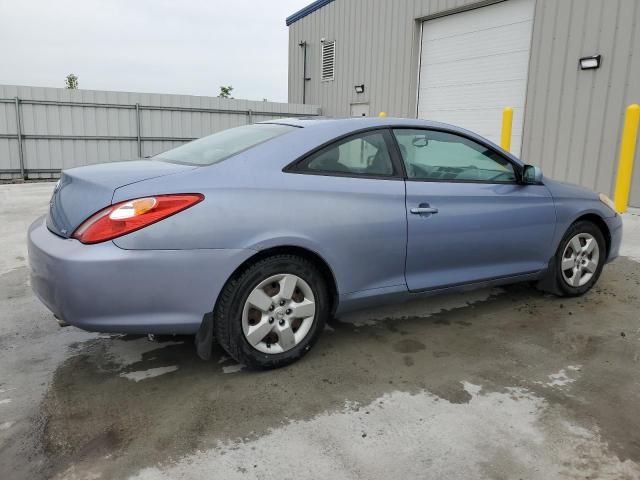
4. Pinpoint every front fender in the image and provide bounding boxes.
[549,201,618,259]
